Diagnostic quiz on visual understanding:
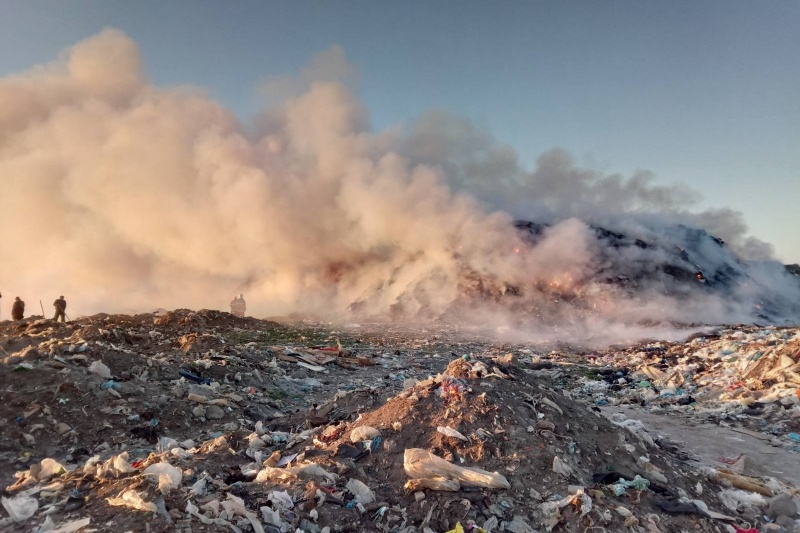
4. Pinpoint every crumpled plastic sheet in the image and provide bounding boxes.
[437,426,468,441]
[255,466,298,484]
[35,516,91,533]
[552,456,574,477]
[613,474,650,495]
[403,448,510,490]
[346,478,376,505]
[189,476,209,497]
[186,500,242,532]
[350,426,381,442]
[143,462,182,494]
[221,493,264,533]
[539,489,592,532]
[268,490,294,510]
[37,458,67,481]
[7,458,68,492]
[106,490,157,513]
[1,493,39,522]
[94,453,135,478]
[287,463,338,482]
